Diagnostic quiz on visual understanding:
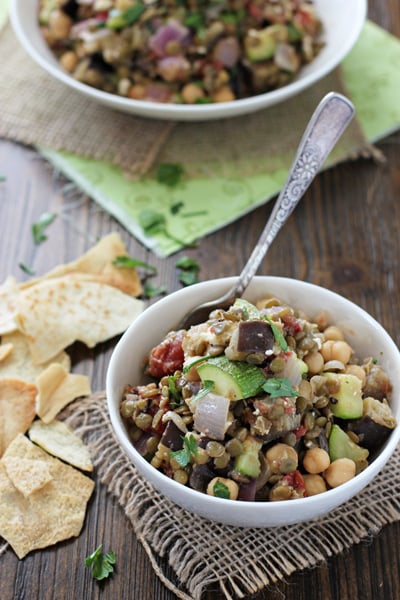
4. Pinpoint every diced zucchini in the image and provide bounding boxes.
[323,373,363,419]
[233,298,260,319]
[234,436,262,478]
[197,355,266,401]
[329,424,369,465]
